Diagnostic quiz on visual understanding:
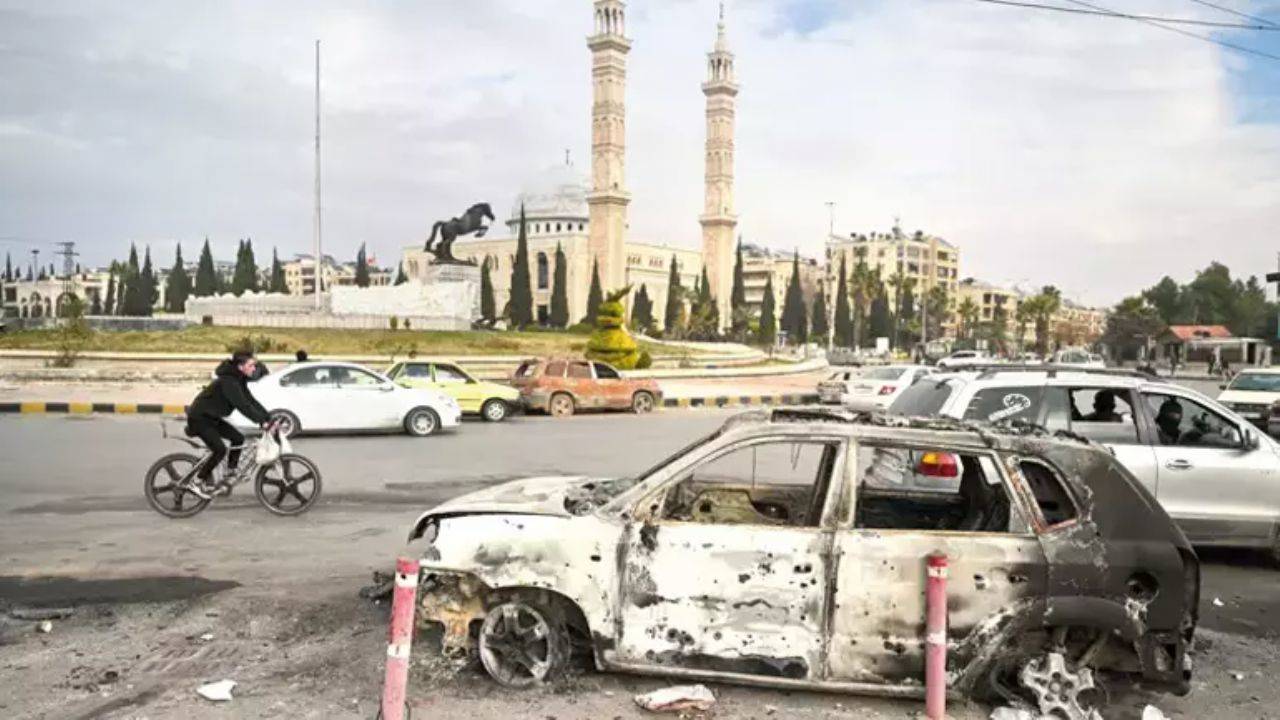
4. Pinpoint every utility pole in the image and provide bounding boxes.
[30,249,39,281]
[1267,252,1280,354]
[54,241,78,316]
[313,39,323,310]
